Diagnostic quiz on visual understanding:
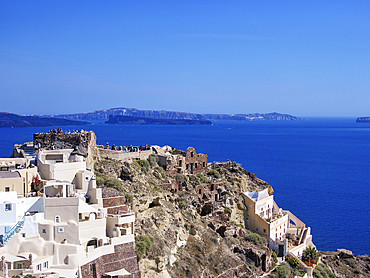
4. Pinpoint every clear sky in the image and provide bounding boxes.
[1,1,369,117]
